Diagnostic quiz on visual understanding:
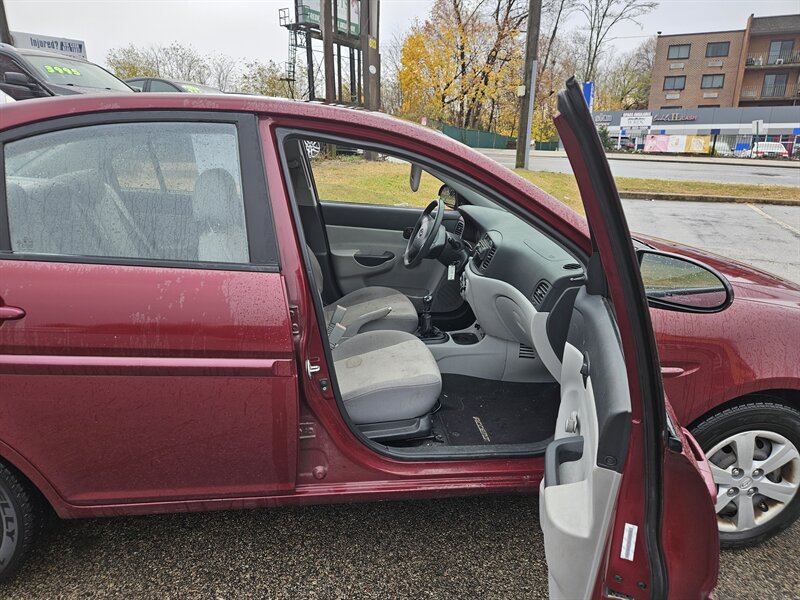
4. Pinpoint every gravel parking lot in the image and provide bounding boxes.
[5,495,799,599]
